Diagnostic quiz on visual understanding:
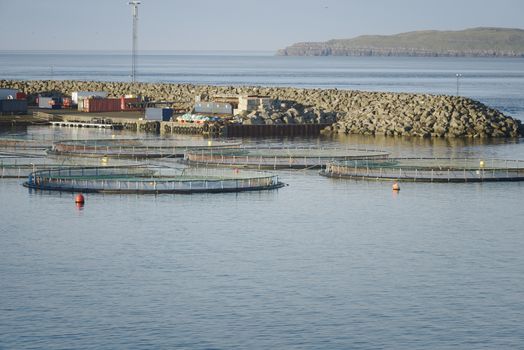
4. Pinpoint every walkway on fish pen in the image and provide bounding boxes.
[24,165,284,194]
[321,158,524,182]
[0,138,52,150]
[184,146,390,169]
[0,150,61,178]
[0,151,137,178]
[48,138,241,159]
